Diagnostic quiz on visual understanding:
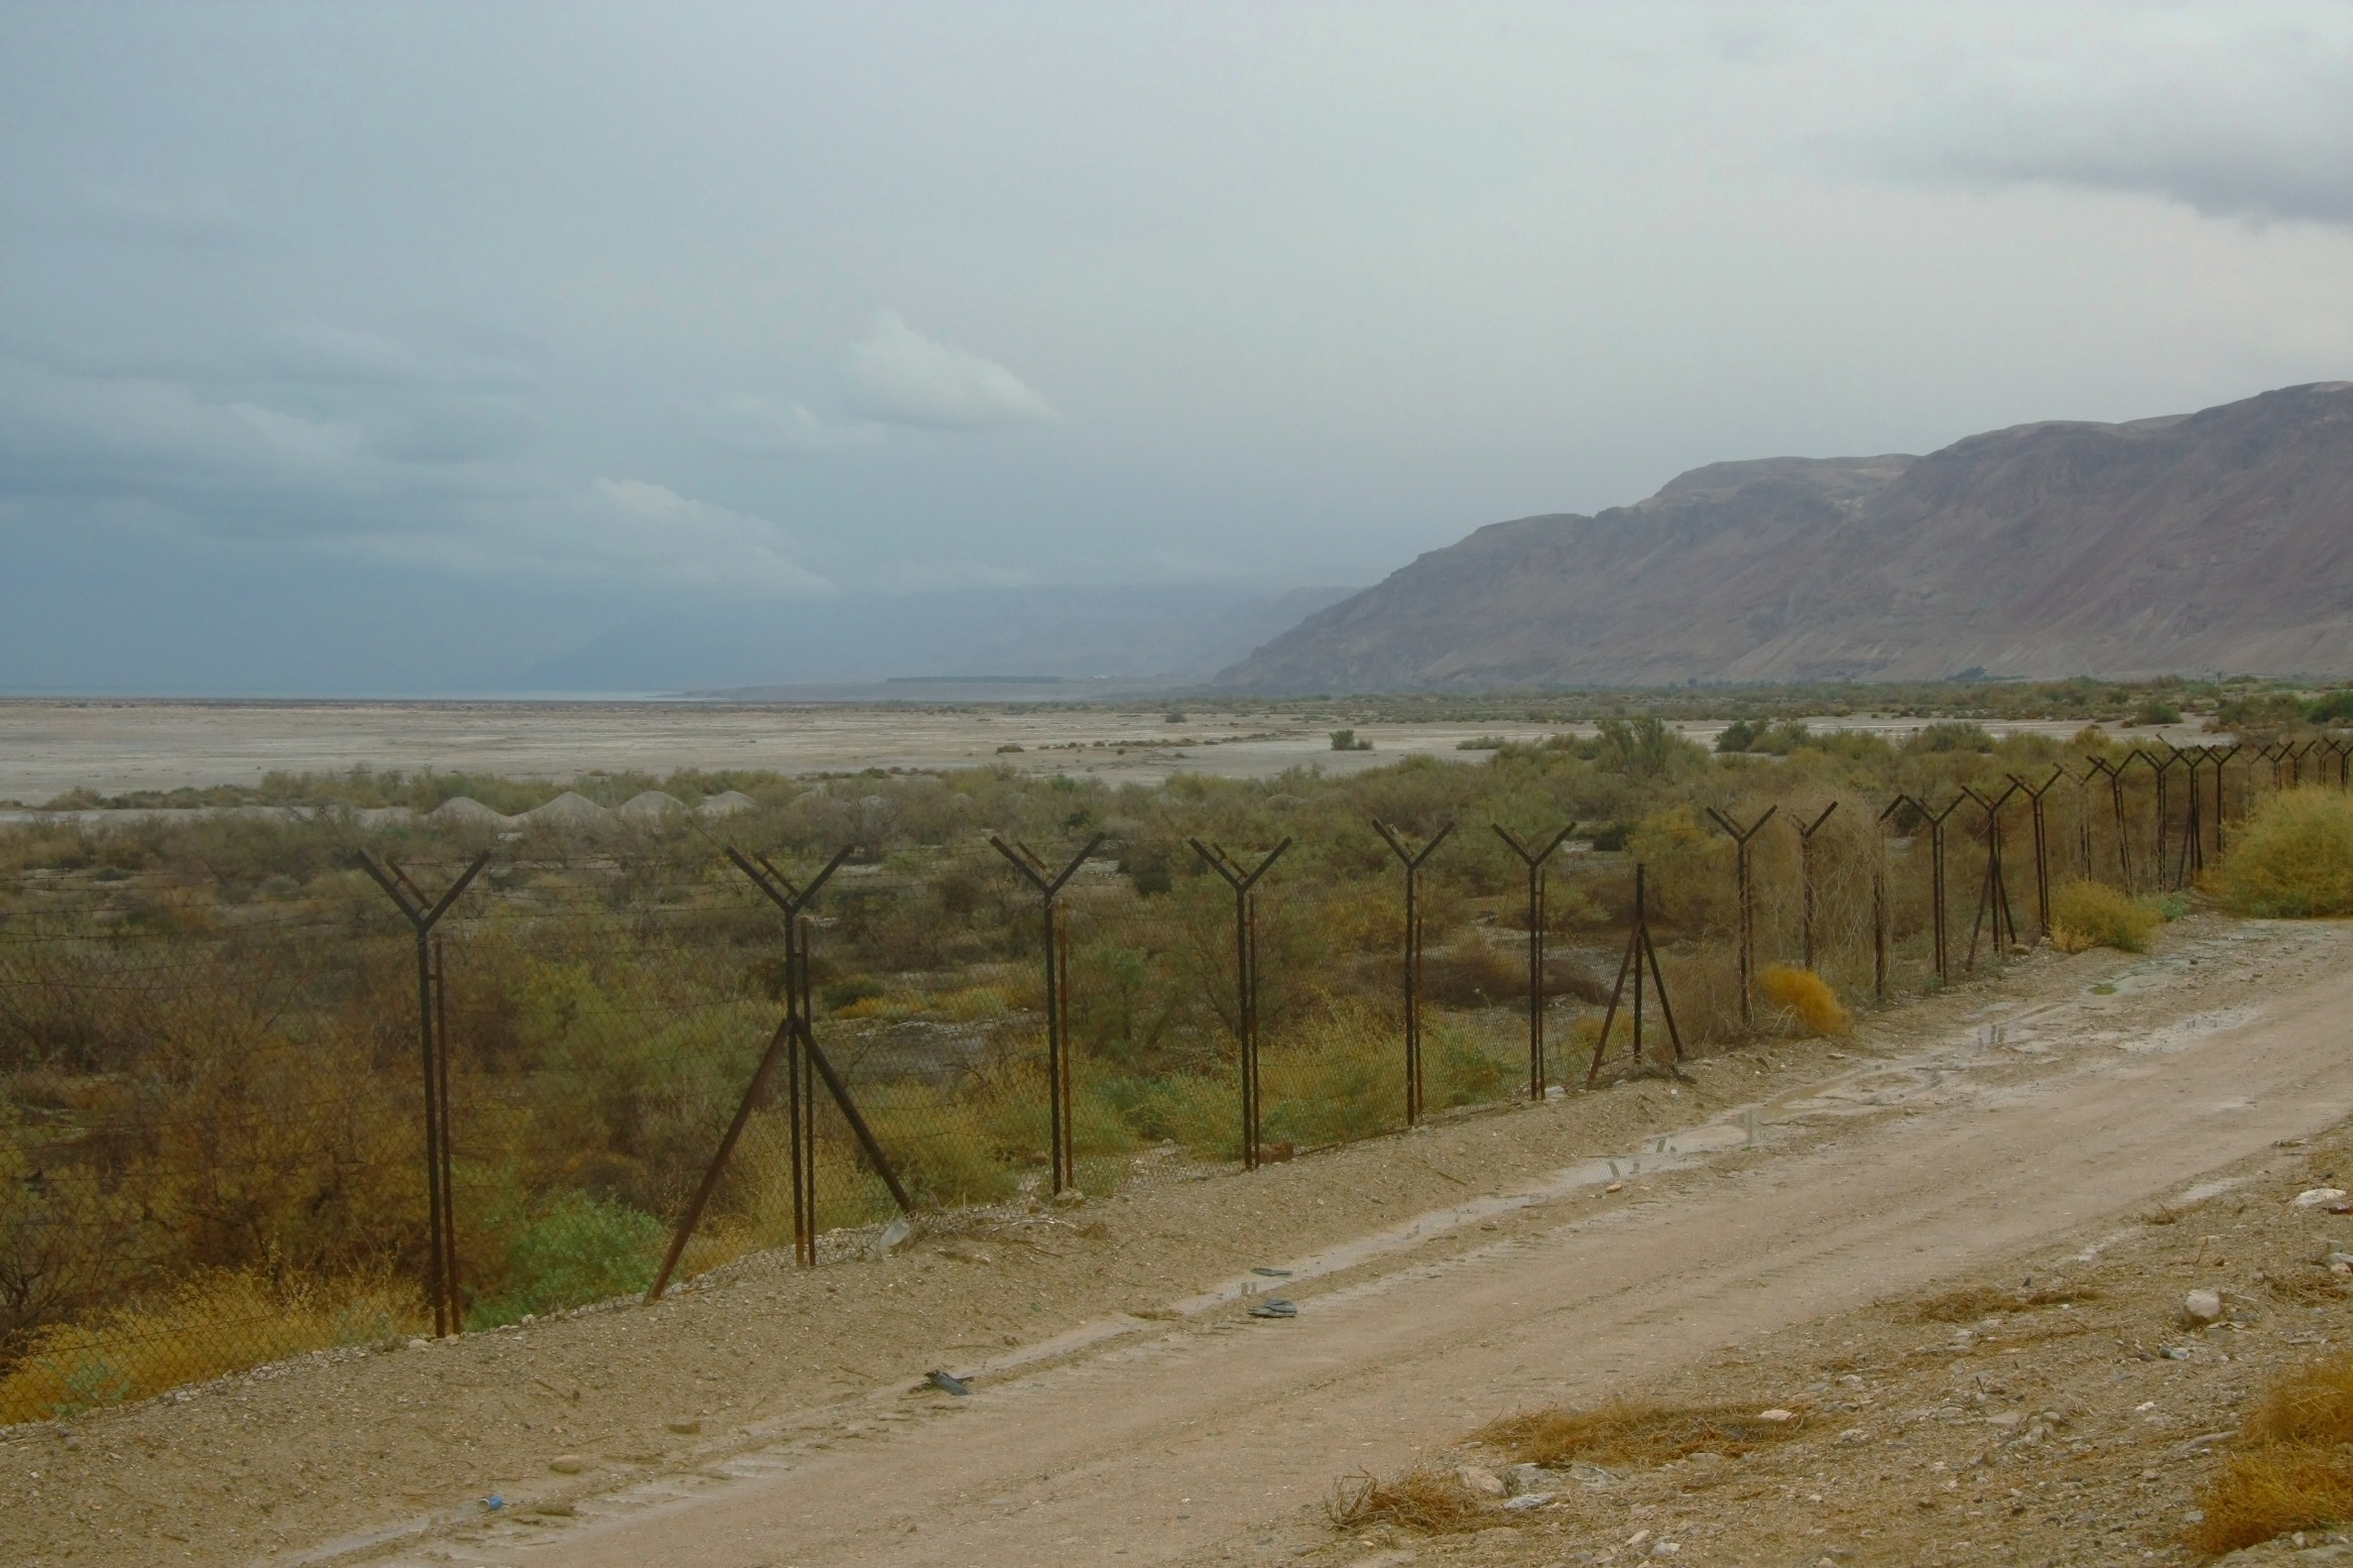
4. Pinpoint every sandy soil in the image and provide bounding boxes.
[6,911,2347,1568]
[0,700,2166,803]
